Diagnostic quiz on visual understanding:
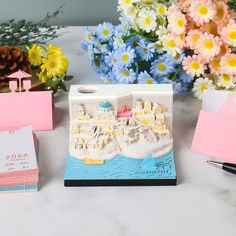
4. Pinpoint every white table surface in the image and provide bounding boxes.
[0,27,235,236]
